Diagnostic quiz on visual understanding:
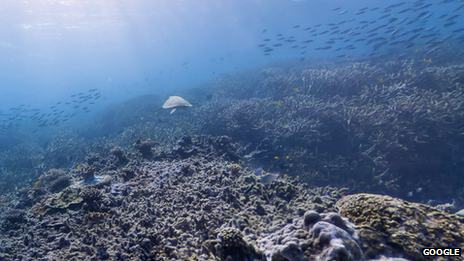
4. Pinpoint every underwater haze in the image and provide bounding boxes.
[1,0,463,119]
[1,0,422,107]
[1,0,330,106]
